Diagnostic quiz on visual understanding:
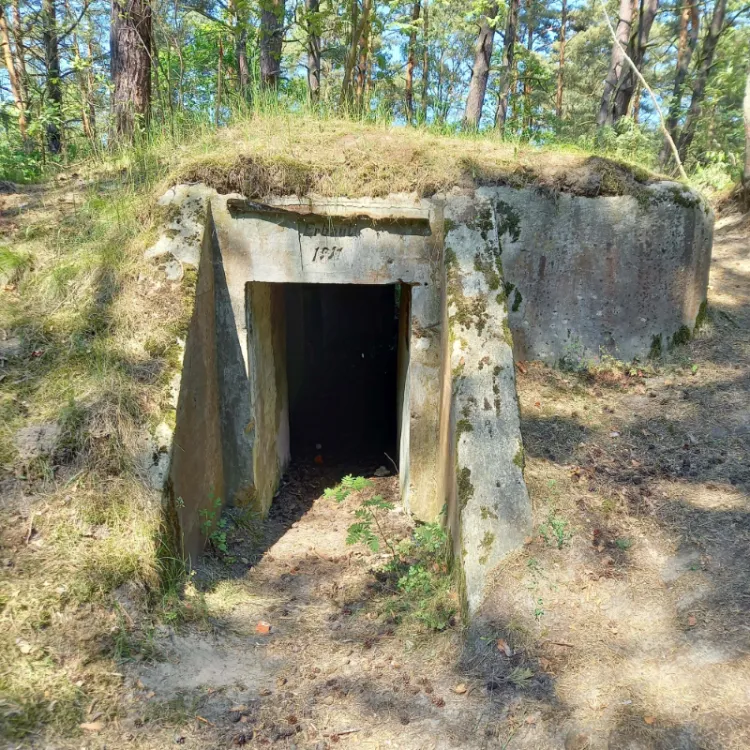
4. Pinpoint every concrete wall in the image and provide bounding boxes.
[488,183,714,364]
[440,192,532,613]
[168,208,226,562]
[161,181,713,611]
[247,282,290,515]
